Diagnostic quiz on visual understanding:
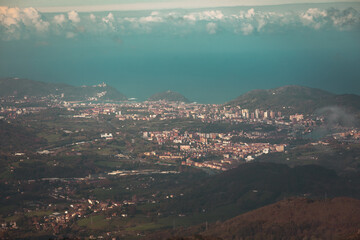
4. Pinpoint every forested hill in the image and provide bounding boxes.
[227,85,360,115]
[0,78,127,101]
[147,90,190,103]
